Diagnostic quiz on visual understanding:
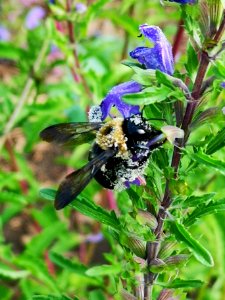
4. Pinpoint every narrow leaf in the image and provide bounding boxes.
[39,188,56,201]
[86,264,121,277]
[184,199,225,226]
[190,151,225,175]
[40,189,120,230]
[206,127,225,154]
[181,193,215,208]
[171,222,214,267]
[157,278,203,289]
[49,252,87,276]
[0,269,29,280]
